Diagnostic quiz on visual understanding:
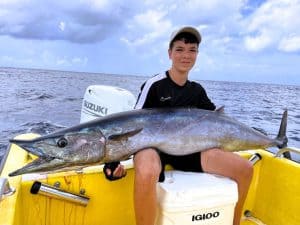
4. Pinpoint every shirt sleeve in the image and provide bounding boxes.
[197,86,216,111]
[135,82,157,109]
